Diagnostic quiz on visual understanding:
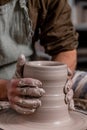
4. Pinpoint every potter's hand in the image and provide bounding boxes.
[7,55,45,114]
[7,78,44,114]
[7,78,45,114]
[13,54,26,78]
[64,68,75,110]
